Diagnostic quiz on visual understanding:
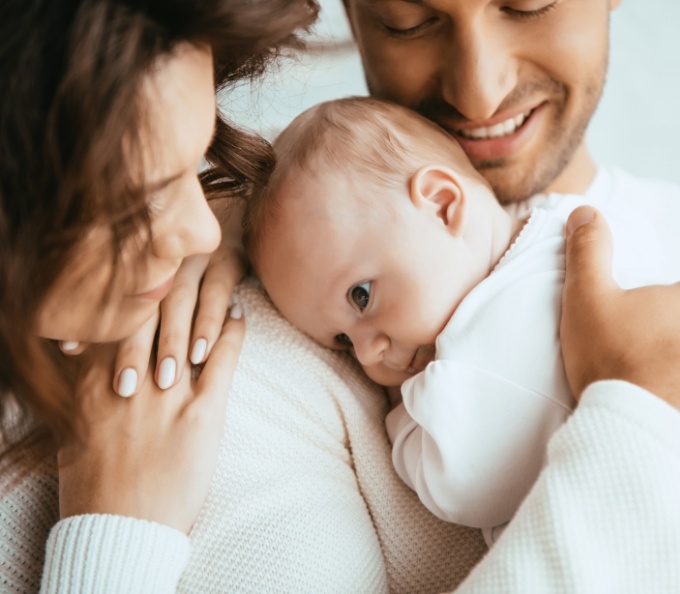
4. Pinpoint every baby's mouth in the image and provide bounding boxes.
[406,345,436,374]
